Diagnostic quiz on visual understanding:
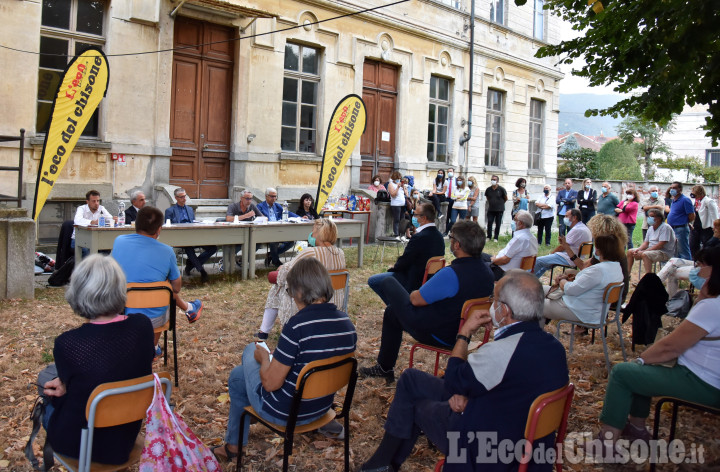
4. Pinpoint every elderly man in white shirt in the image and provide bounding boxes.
[533,208,592,278]
[71,189,114,257]
[490,210,538,281]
